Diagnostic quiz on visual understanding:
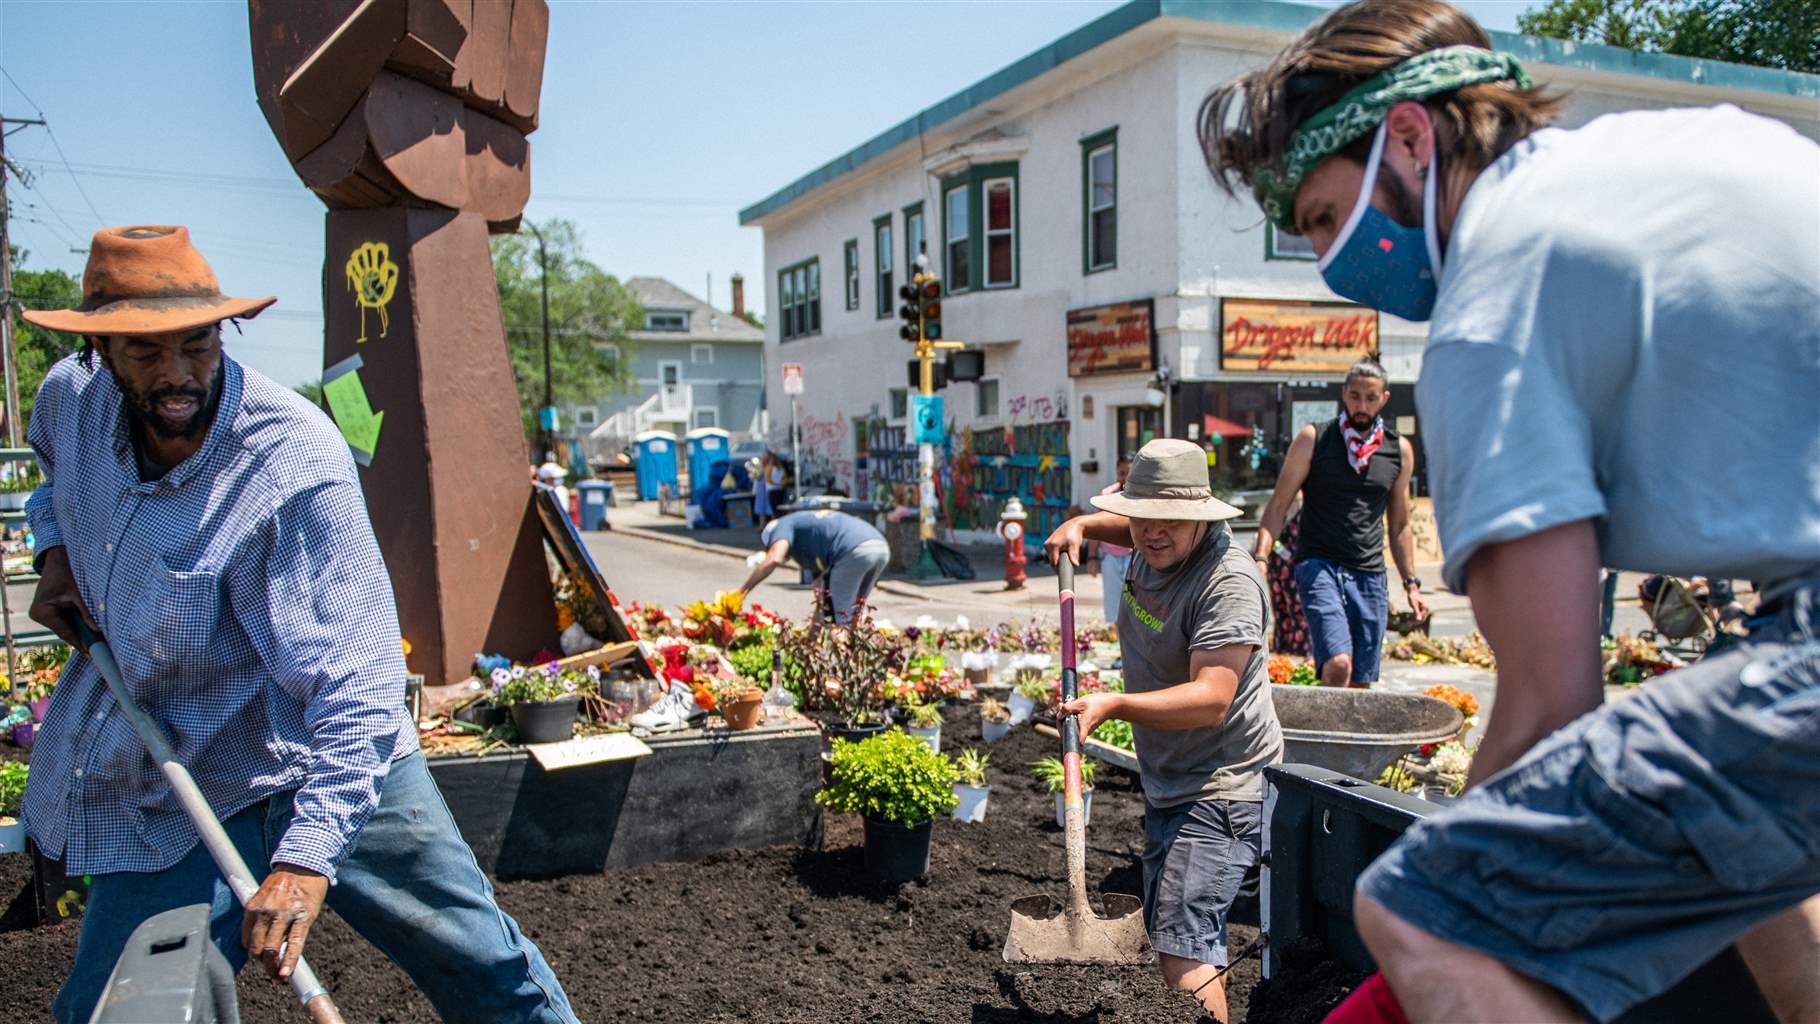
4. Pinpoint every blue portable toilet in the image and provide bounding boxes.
[633,430,679,500]
[576,479,613,531]
[685,427,731,496]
